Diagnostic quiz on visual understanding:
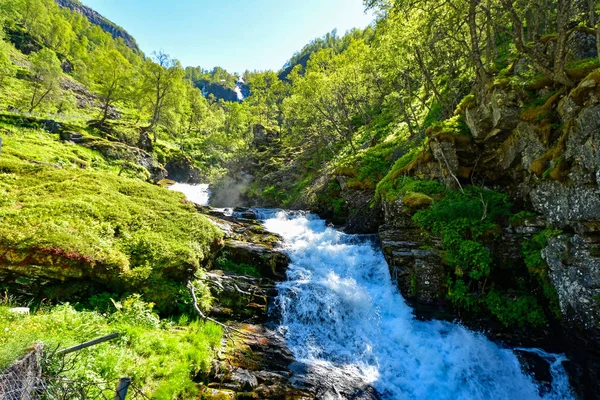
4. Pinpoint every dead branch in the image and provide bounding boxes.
[187,280,253,340]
